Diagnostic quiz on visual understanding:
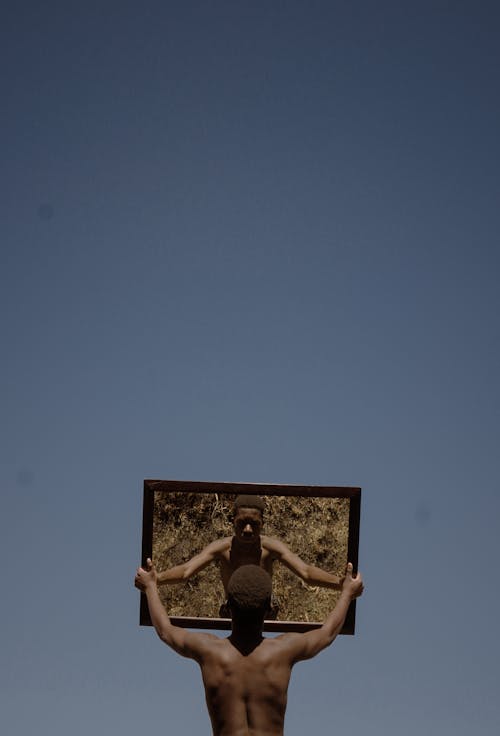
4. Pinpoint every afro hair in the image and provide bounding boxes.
[227,565,272,611]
